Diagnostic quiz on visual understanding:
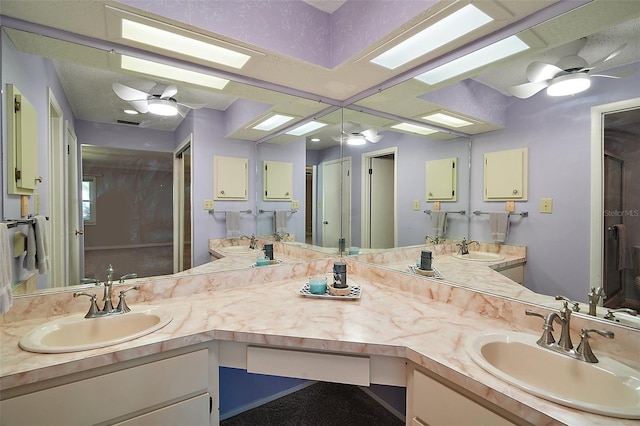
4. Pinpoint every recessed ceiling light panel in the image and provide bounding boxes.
[286,121,328,136]
[370,4,493,70]
[422,112,474,128]
[252,114,296,131]
[415,35,529,85]
[391,123,438,136]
